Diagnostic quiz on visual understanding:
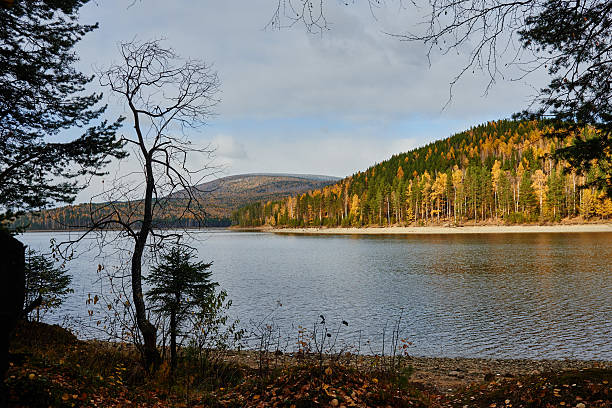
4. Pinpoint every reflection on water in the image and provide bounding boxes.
[20,230,612,360]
